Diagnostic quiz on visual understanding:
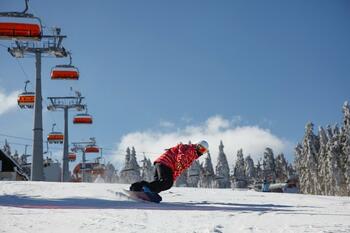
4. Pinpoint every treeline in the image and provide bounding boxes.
[294,101,350,196]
